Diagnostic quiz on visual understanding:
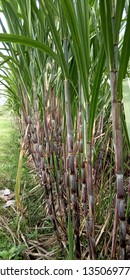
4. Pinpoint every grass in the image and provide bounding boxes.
[0,106,23,258]
[0,112,17,188]
[0,105,61,260]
